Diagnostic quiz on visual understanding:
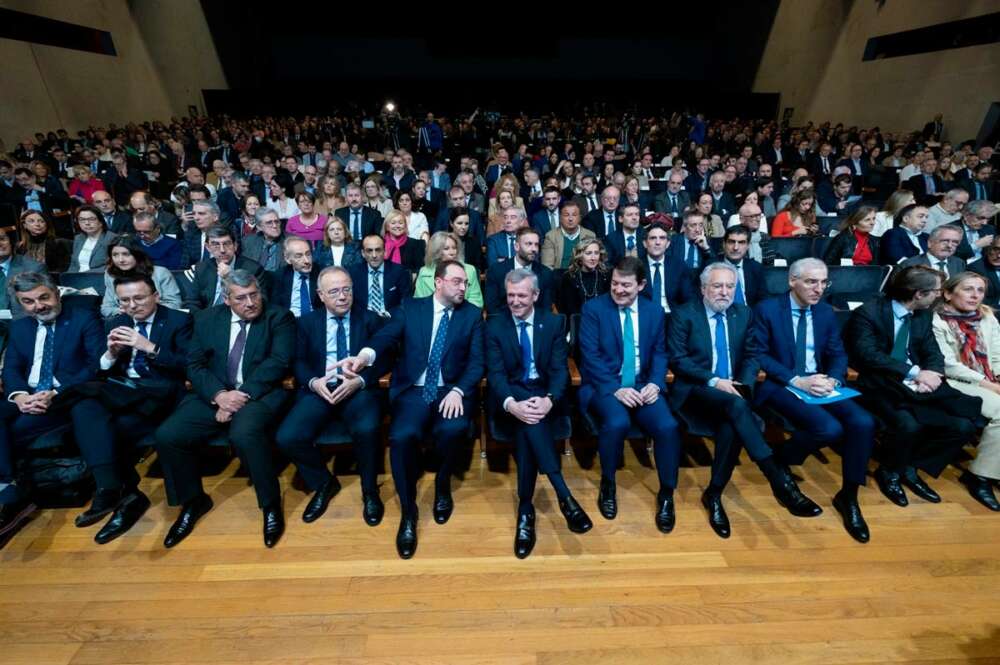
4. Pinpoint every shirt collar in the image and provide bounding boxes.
[890,300,911,319]
[432,296,451,314]
[329,310,349,323]
[512,310,535,327]
[789,294,810,312]
[231,312,251,324]
[704,303,726,319]
[0,257,11,273]
[136,310,156,327]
